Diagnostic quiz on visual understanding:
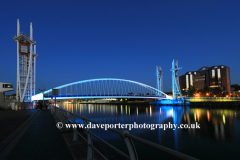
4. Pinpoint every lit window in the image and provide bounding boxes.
[217,69,221,79]
[212,70,215,78]
[186,75,189,89]
[3,84,13,88]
